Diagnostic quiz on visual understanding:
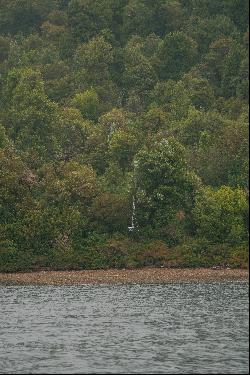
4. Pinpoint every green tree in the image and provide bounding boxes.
[184,15,239,54]
[90,192,130,233]
[236,57,249,100]
[122,0,184,40]
[0,0,58,35]
[123,39,157,97]
[0,124,10,149]
[54,107,88,161]
[108,129,139,171]
[176,108,229,146]
[191,116,249,189]
[68,0,114,42]
[199,38,246,97]
[60,161,98,204]
[122,0,154,40]
[221,43,247,98]
[193,186,248,245]
[70,89,101,121]
[135,138,199,239]
[0,35,10,62]
[157,31,198,80]
[182,75,215,110]
[0,0,249,271]
[74,35,113,87]
[42,61,73,102]
[182,0,249,32]
[3,68,58,166]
